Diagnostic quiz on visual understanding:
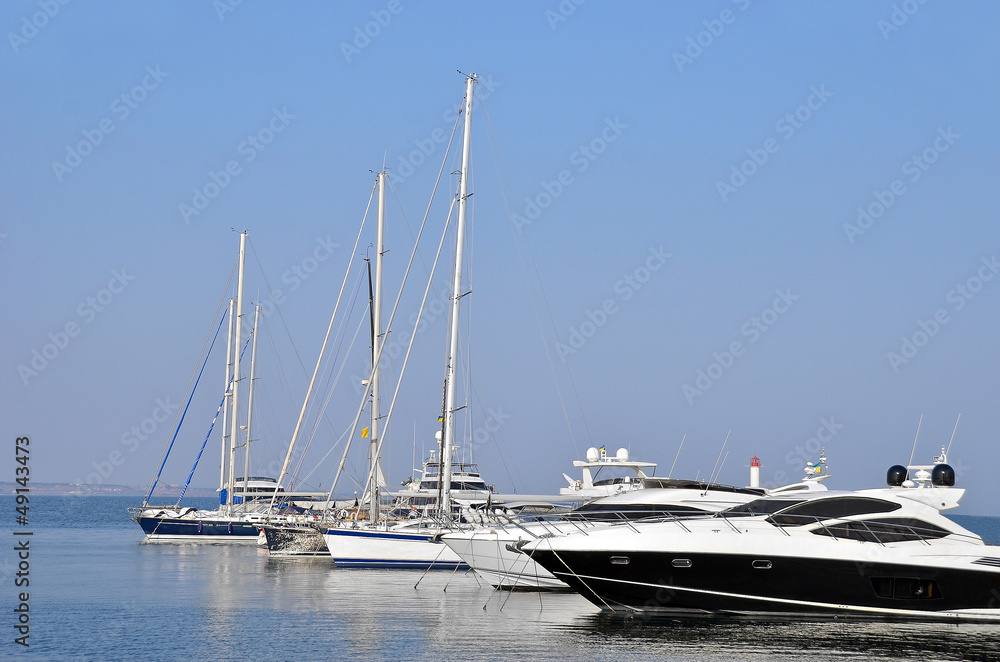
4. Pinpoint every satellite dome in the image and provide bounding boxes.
[931,463,956,487]
[886,465,908,487]
[586,447,599,462]
[616,448,629,462]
